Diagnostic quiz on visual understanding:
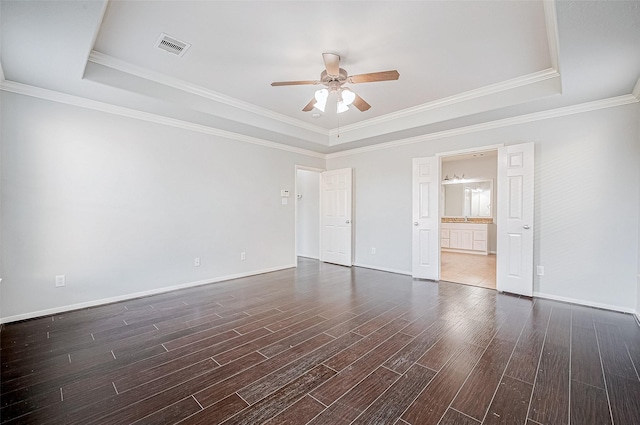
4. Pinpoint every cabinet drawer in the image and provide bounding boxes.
[441,239,450,248]
[473,240,487,251]
[441,229,450,238]
[473,230,487,241]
